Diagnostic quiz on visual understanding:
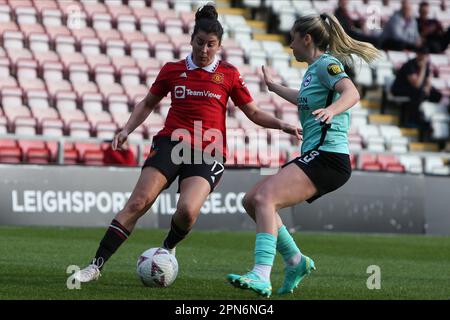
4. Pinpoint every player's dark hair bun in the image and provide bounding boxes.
[195,3,218,22]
